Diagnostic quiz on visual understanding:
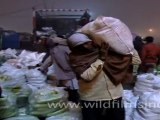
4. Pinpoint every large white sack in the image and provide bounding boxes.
[18,50,46,67]
[132,92,160,120]
[123,90,139,120]
[25,69,47,89]
[134,73,160,96]
[0,63,26,84]
[78,16,134,55]
[25,69,46,80]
